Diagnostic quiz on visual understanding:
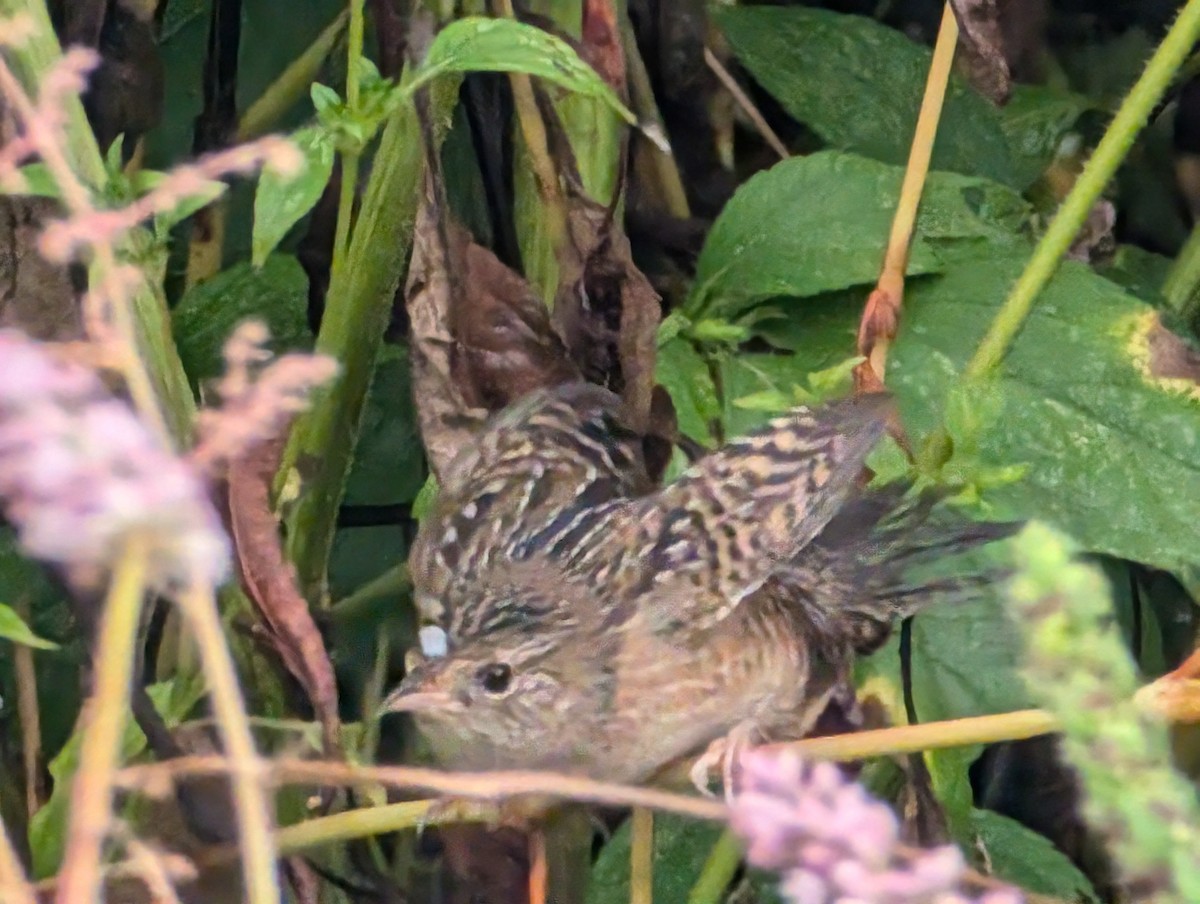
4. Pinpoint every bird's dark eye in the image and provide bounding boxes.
[477,662,513,695]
